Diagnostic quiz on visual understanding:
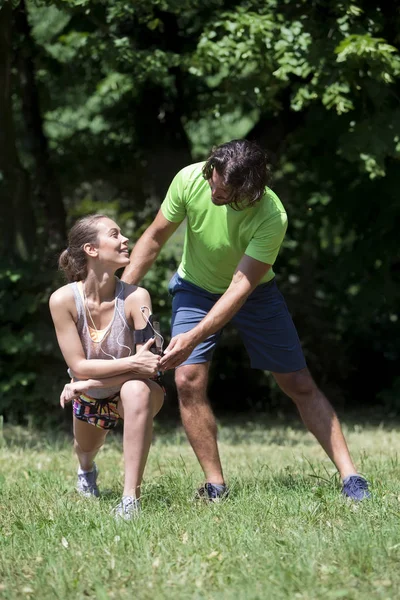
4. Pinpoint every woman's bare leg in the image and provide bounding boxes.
[73,417,108,471]
[118,379,164,498]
